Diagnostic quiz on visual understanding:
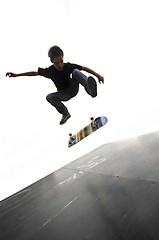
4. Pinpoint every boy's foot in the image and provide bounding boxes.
[60,112,71,125]
[86,76,97,98]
